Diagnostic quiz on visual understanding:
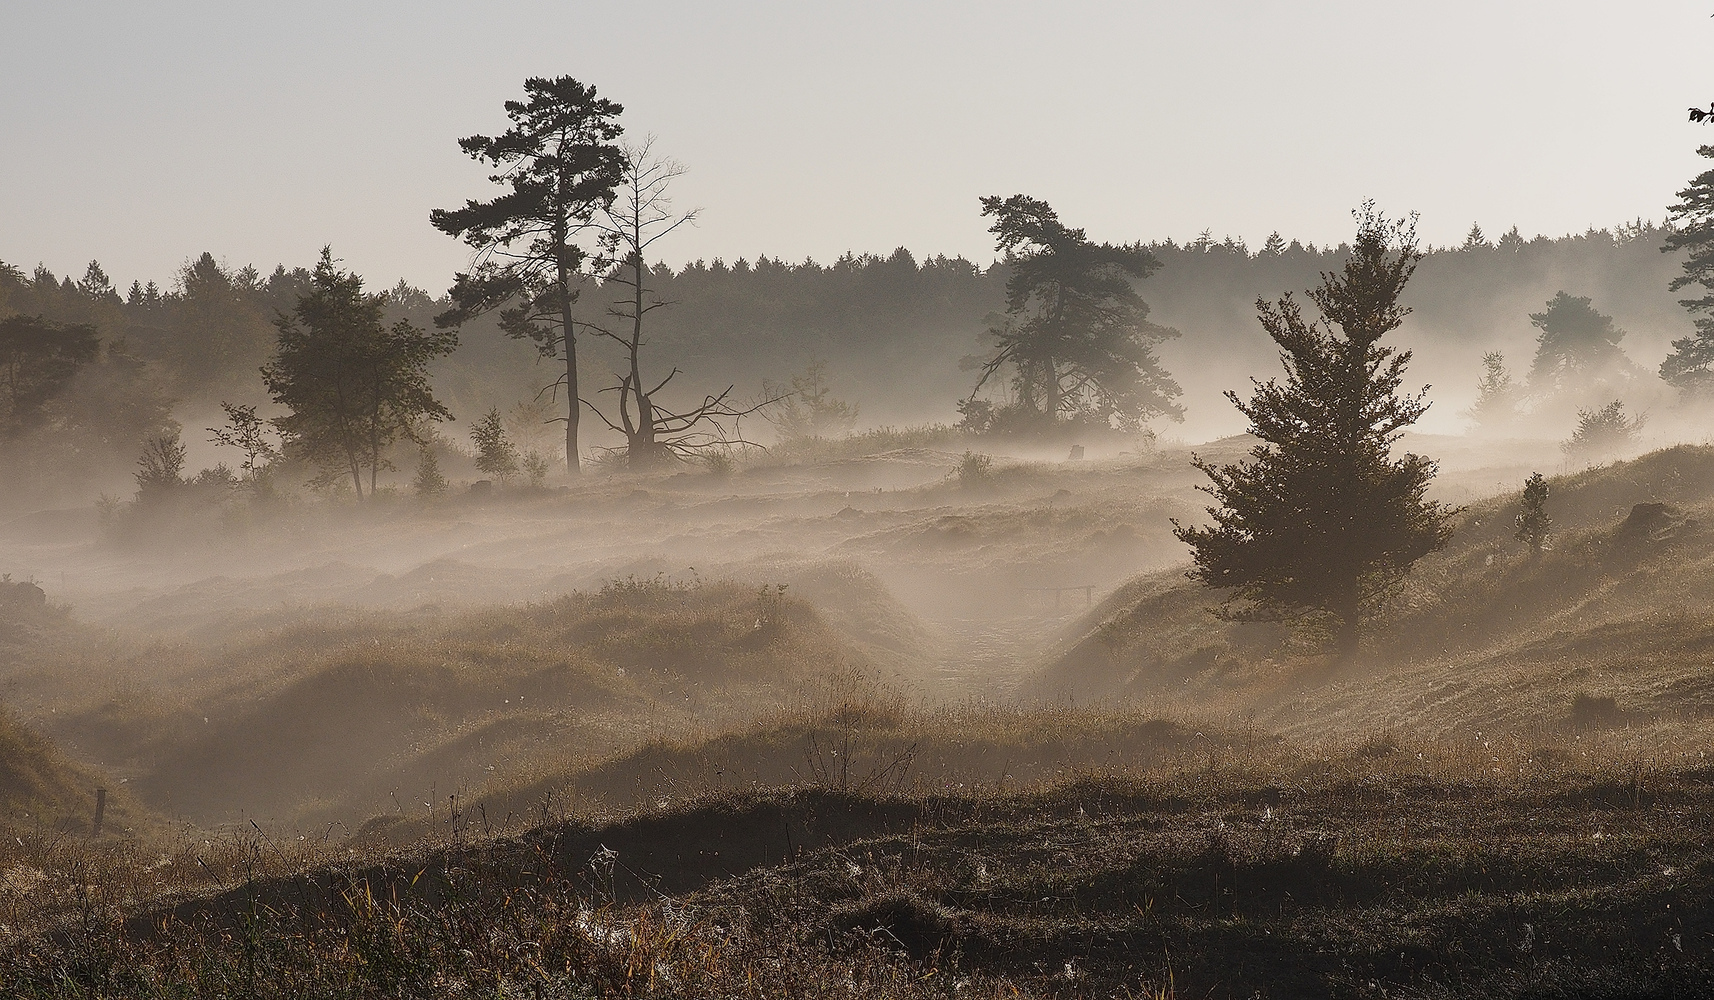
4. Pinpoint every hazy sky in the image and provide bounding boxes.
[3,2,1709,293]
